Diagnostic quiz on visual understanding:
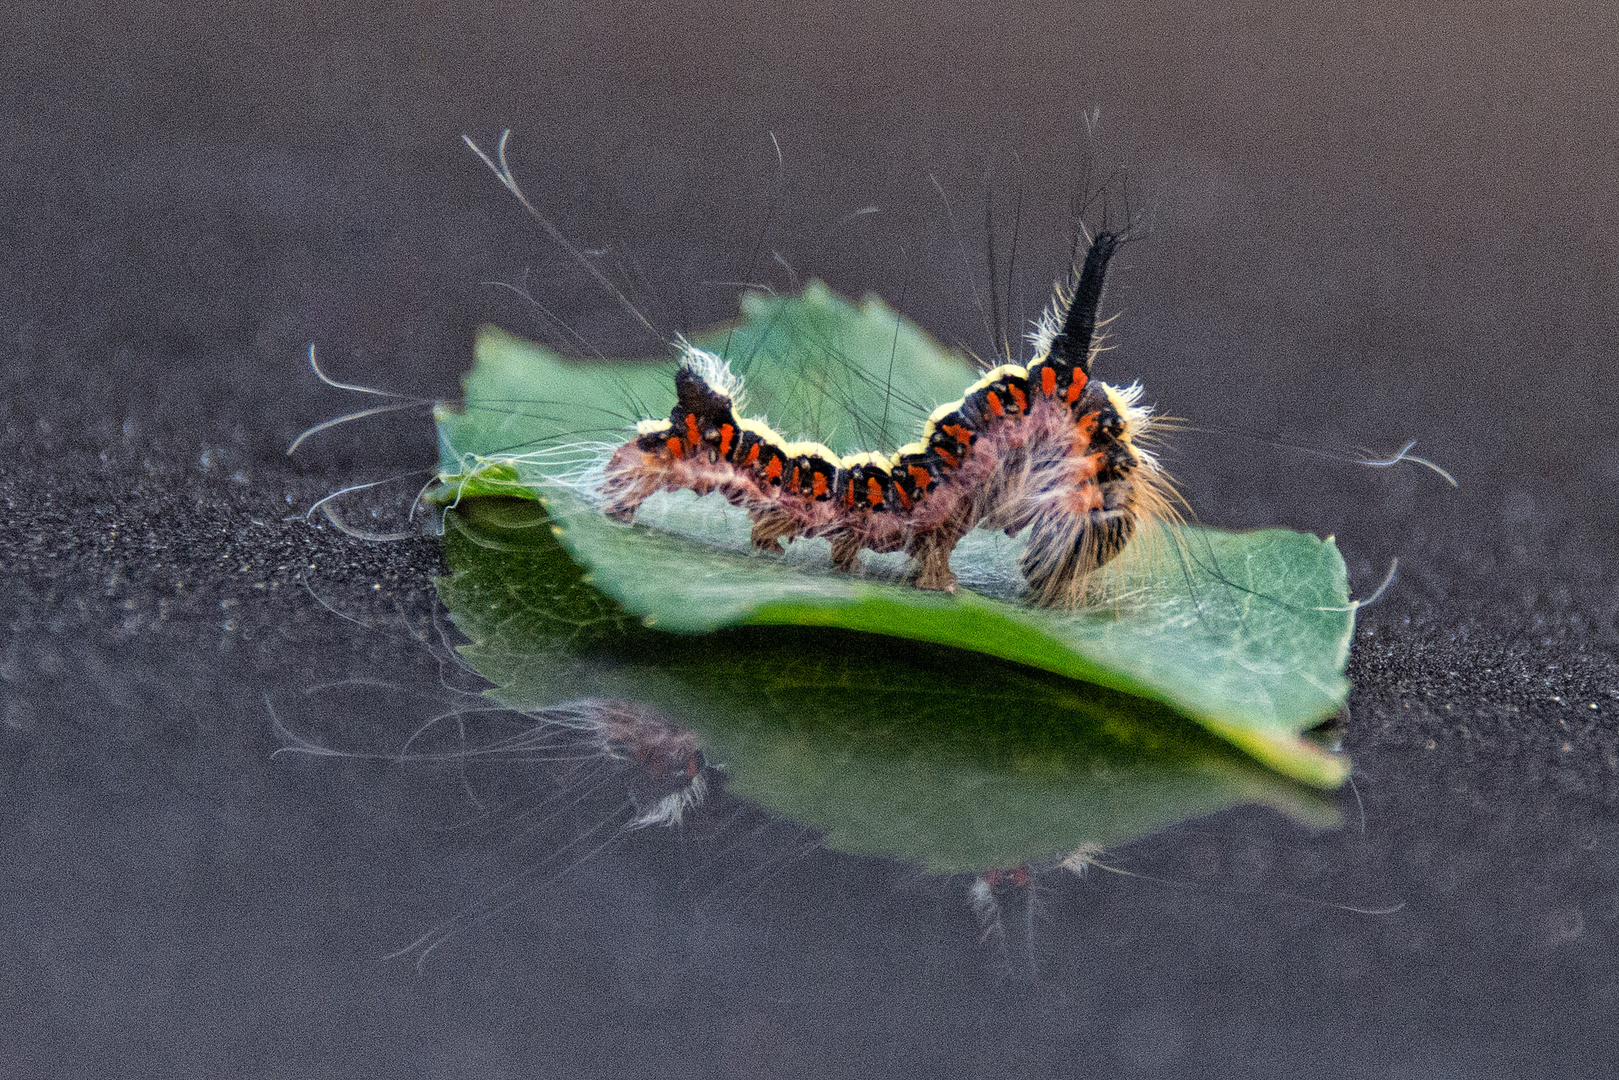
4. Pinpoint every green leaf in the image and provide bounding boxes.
[432,282,974,479]
[689,282,978,454]
[432,286,1357,787]
[438,499,1339,875]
